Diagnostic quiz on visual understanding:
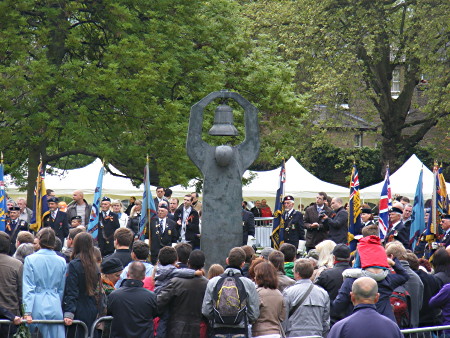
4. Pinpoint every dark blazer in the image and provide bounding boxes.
[43,210,69,245]
[386,221,409,248]
[441,230,450,248]
[282,209,304,248]
[242,209,255,245]
[149,217,178,263]
[303,204,333,249]
[315,261,351,302]
[174,206,200,248]
[98,211,120,257]
[5,218,29,255]
[250,207,262,218]
[323,207,348,244]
